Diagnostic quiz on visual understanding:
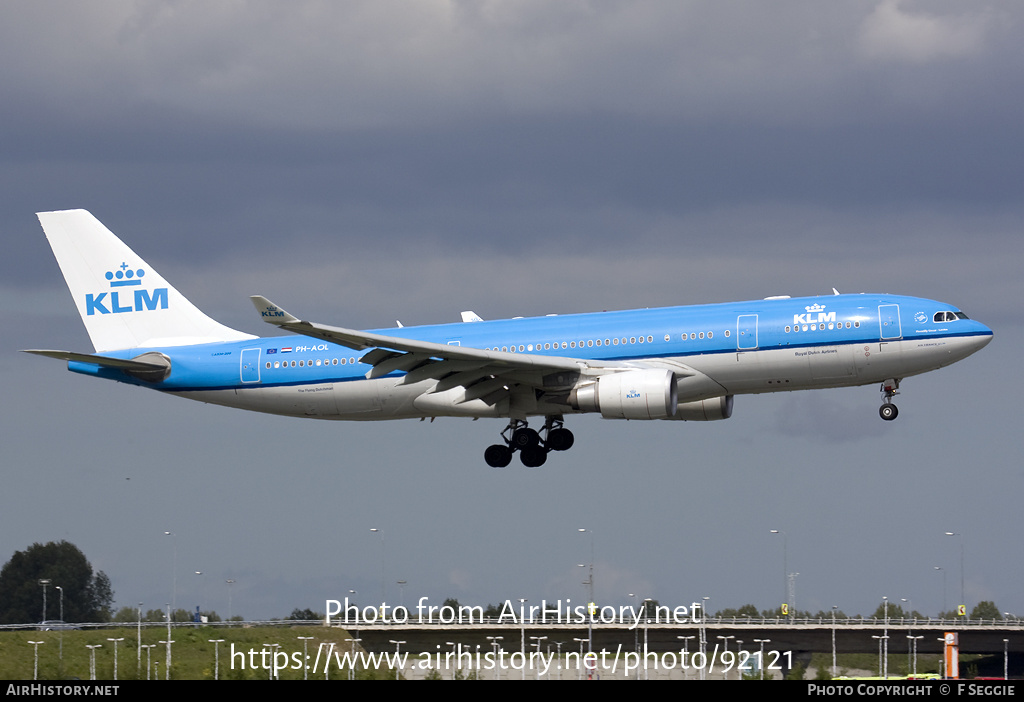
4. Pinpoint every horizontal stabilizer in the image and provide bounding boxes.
[24,349,171,382]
